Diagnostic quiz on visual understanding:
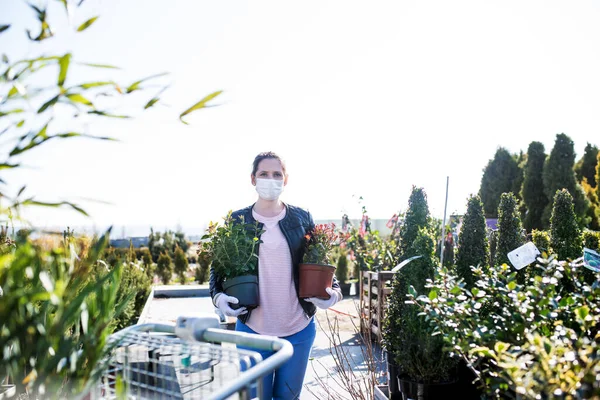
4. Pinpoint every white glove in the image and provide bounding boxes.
[214,293,248,317]
[305,287,341,309]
